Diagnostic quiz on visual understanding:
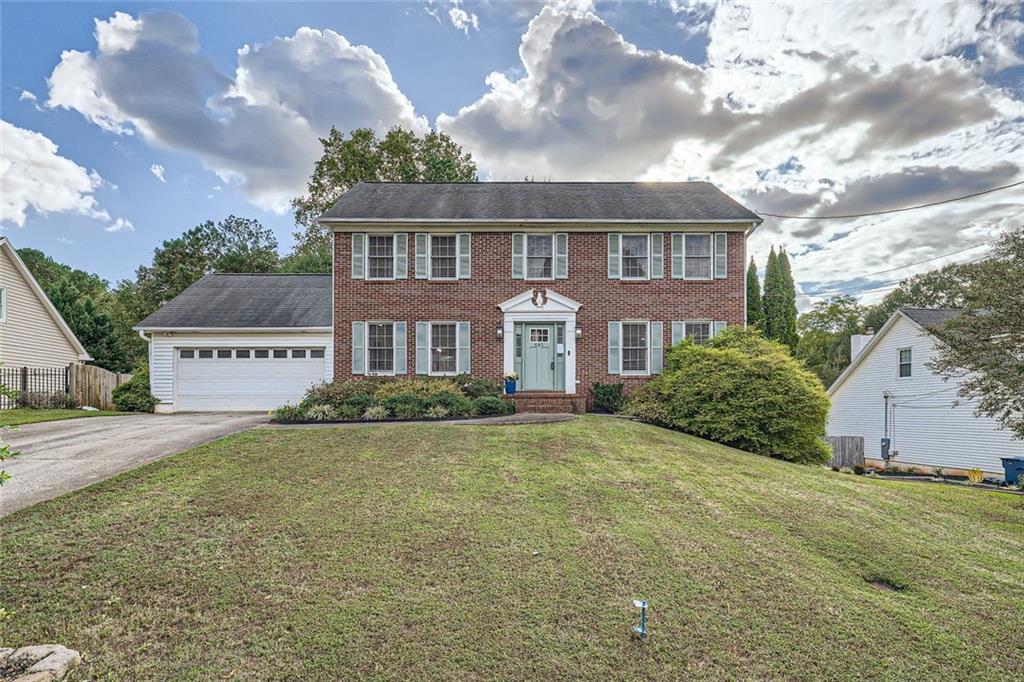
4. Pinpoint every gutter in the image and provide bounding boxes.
[132,326,333,333]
